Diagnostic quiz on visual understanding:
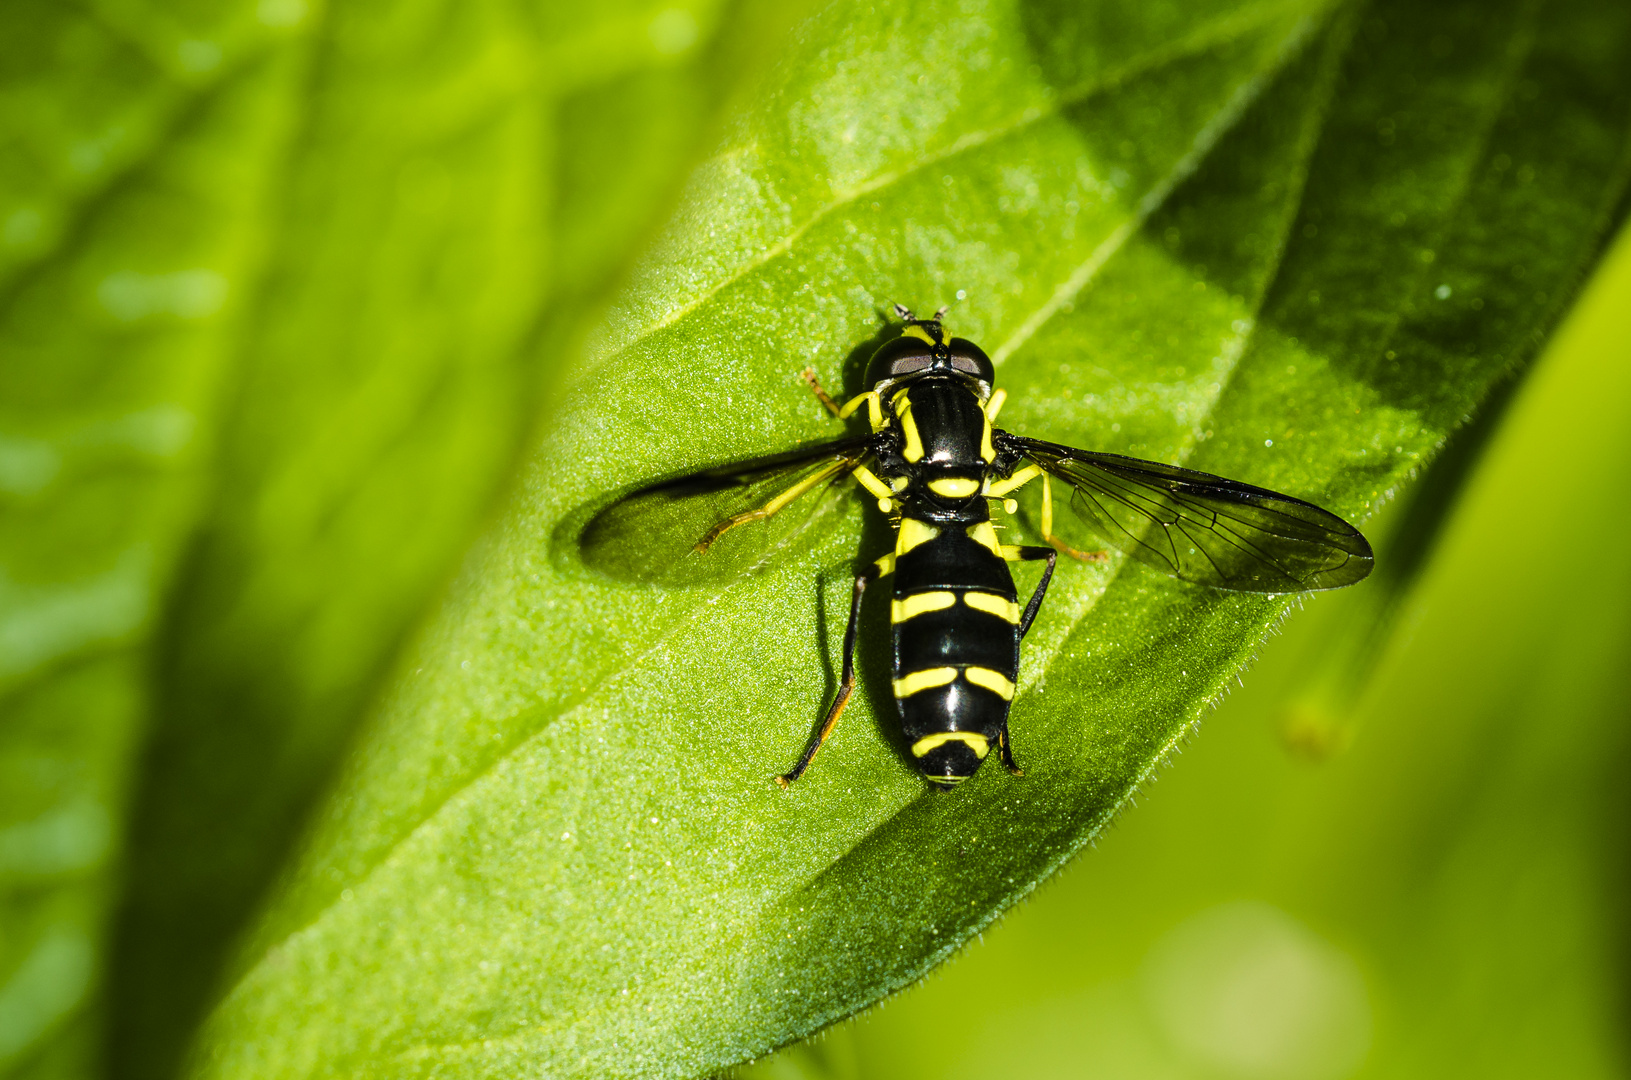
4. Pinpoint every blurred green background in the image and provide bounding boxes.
[742,226,1631,1078]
